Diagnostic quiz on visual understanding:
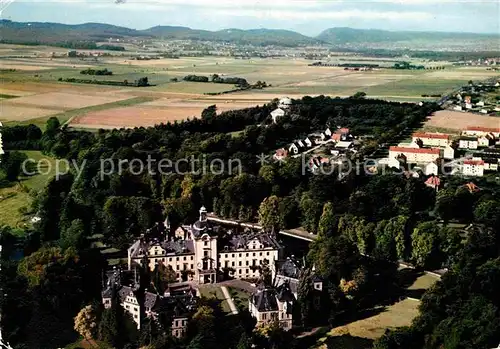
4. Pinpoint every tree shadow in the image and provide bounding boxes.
[330,306,388,329]
[397,268,423,289]
[323,335,374,349]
